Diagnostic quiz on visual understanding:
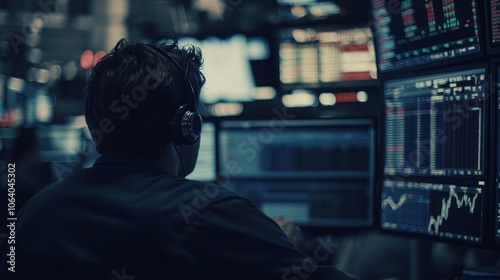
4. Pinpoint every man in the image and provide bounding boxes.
[0,38,357,279]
